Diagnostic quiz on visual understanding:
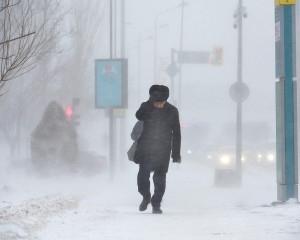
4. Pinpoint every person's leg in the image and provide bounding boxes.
[151,170,166,209]
[137,162,151,198]
[137,162,151,211]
